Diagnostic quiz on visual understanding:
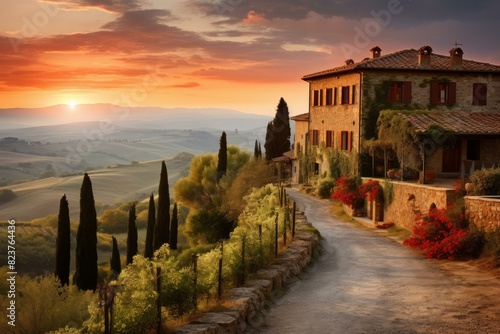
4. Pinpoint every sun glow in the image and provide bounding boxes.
[67,101,77,110]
